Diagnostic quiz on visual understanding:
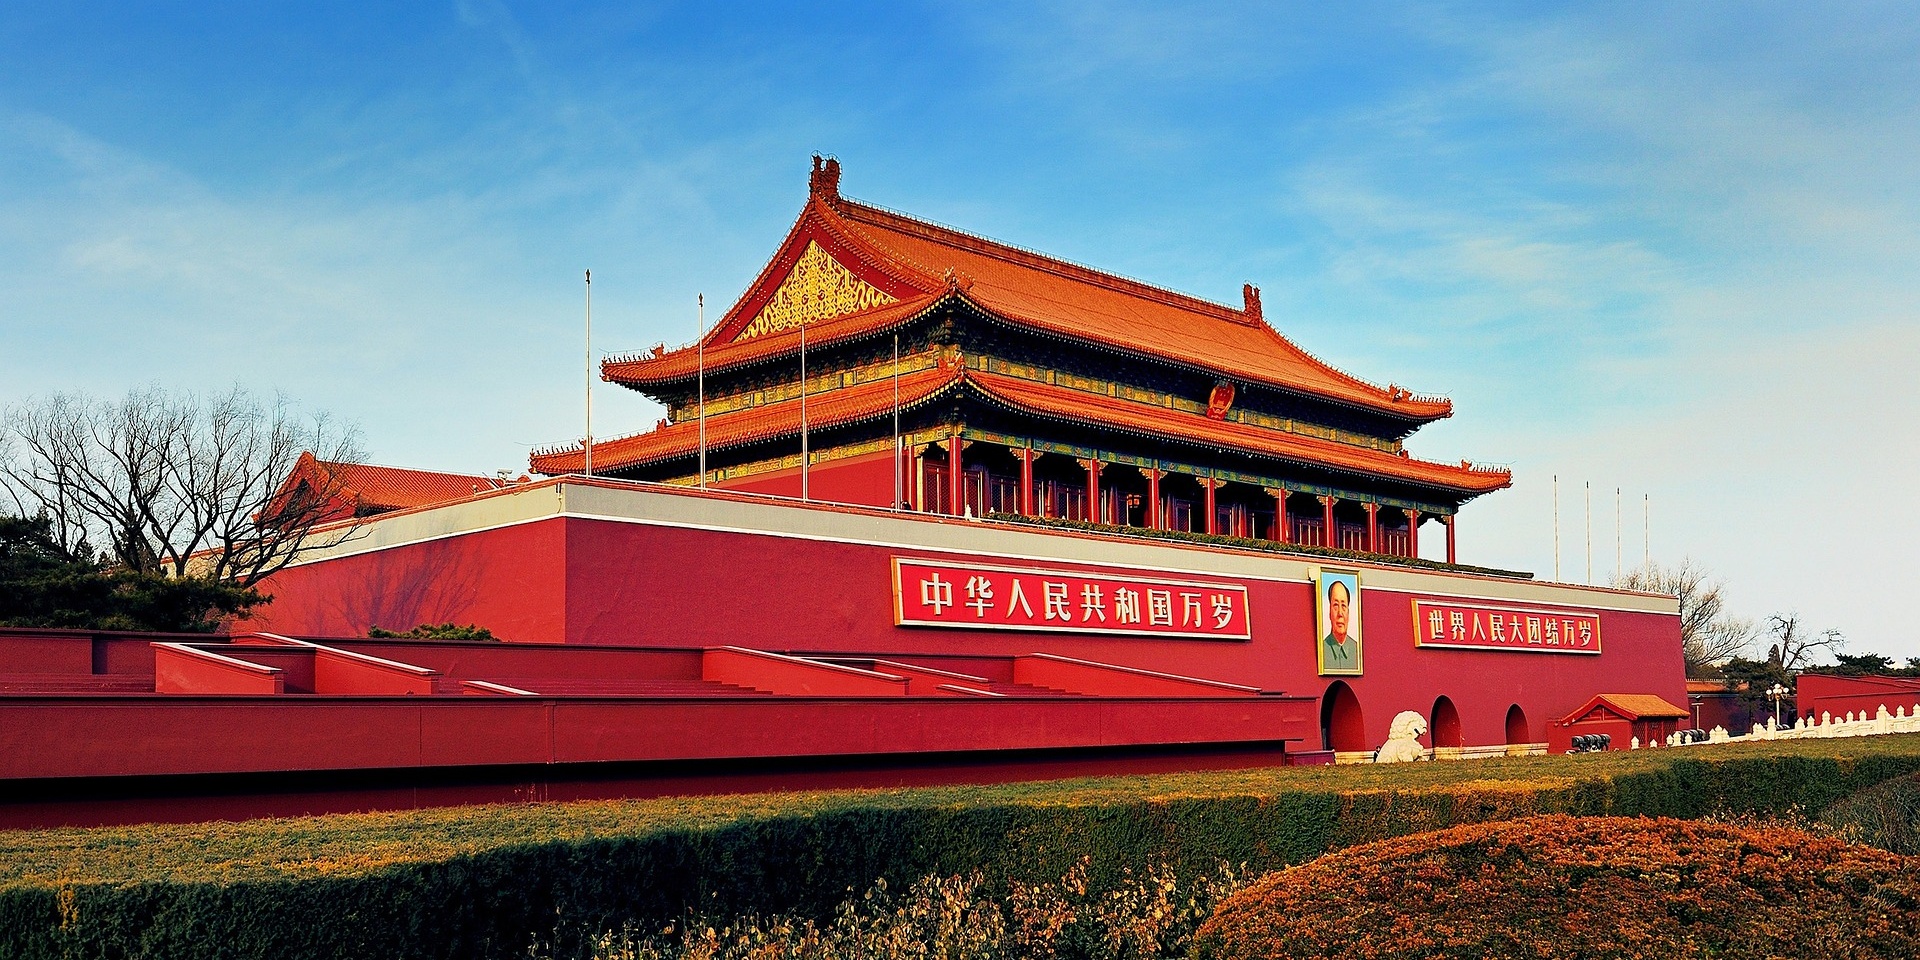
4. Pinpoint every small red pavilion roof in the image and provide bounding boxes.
[1563,693,1690,723]
[603,158,1452,423]
[271,453,523,522]
[532,366,1509,495]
